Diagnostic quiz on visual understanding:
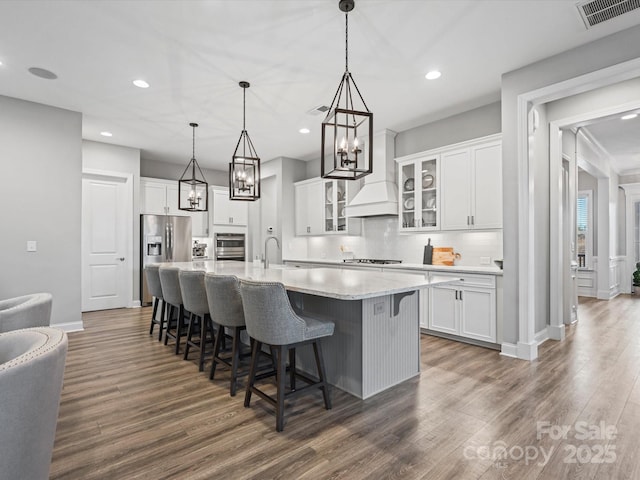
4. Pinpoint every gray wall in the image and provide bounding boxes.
[395,101,501,158]
[140,157,228,187]
[302,101,501,179]
[501,24,640,346]
[0,95,82,328]
[83,140,141,304]
[248,157,307,262]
